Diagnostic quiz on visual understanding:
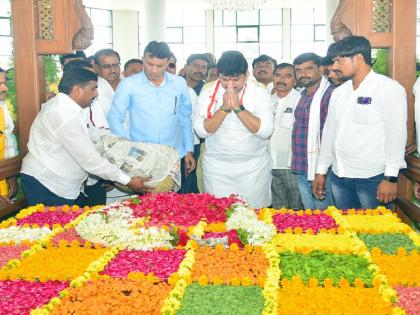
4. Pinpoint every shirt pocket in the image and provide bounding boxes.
[353,103,372,125]
[280,111,294,129]
[159,94,178,117]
